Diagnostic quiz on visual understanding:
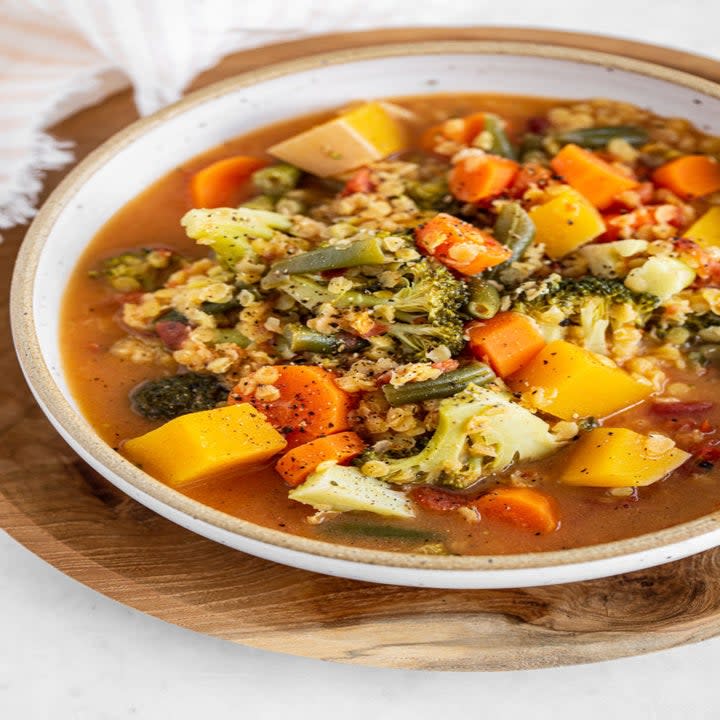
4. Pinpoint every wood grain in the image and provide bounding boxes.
[4,28,720,671]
